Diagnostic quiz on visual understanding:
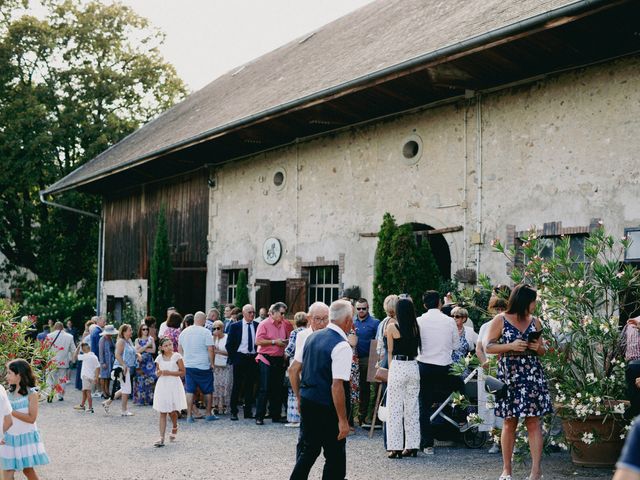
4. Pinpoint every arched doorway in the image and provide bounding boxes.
[409,223,451,279]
